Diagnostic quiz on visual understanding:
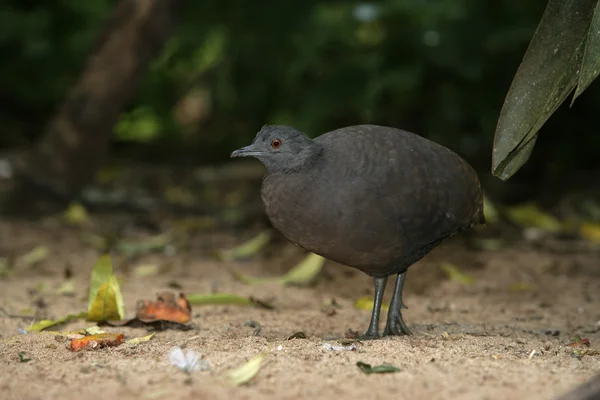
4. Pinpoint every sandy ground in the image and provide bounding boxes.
[1,217,599,400]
